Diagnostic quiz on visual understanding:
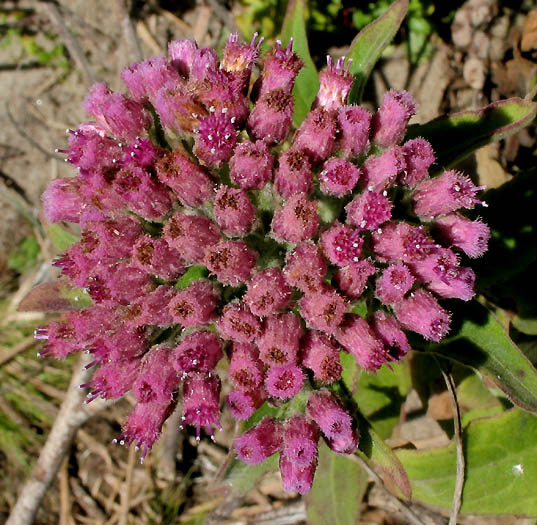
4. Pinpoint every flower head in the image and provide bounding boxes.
[41,34,488,489]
